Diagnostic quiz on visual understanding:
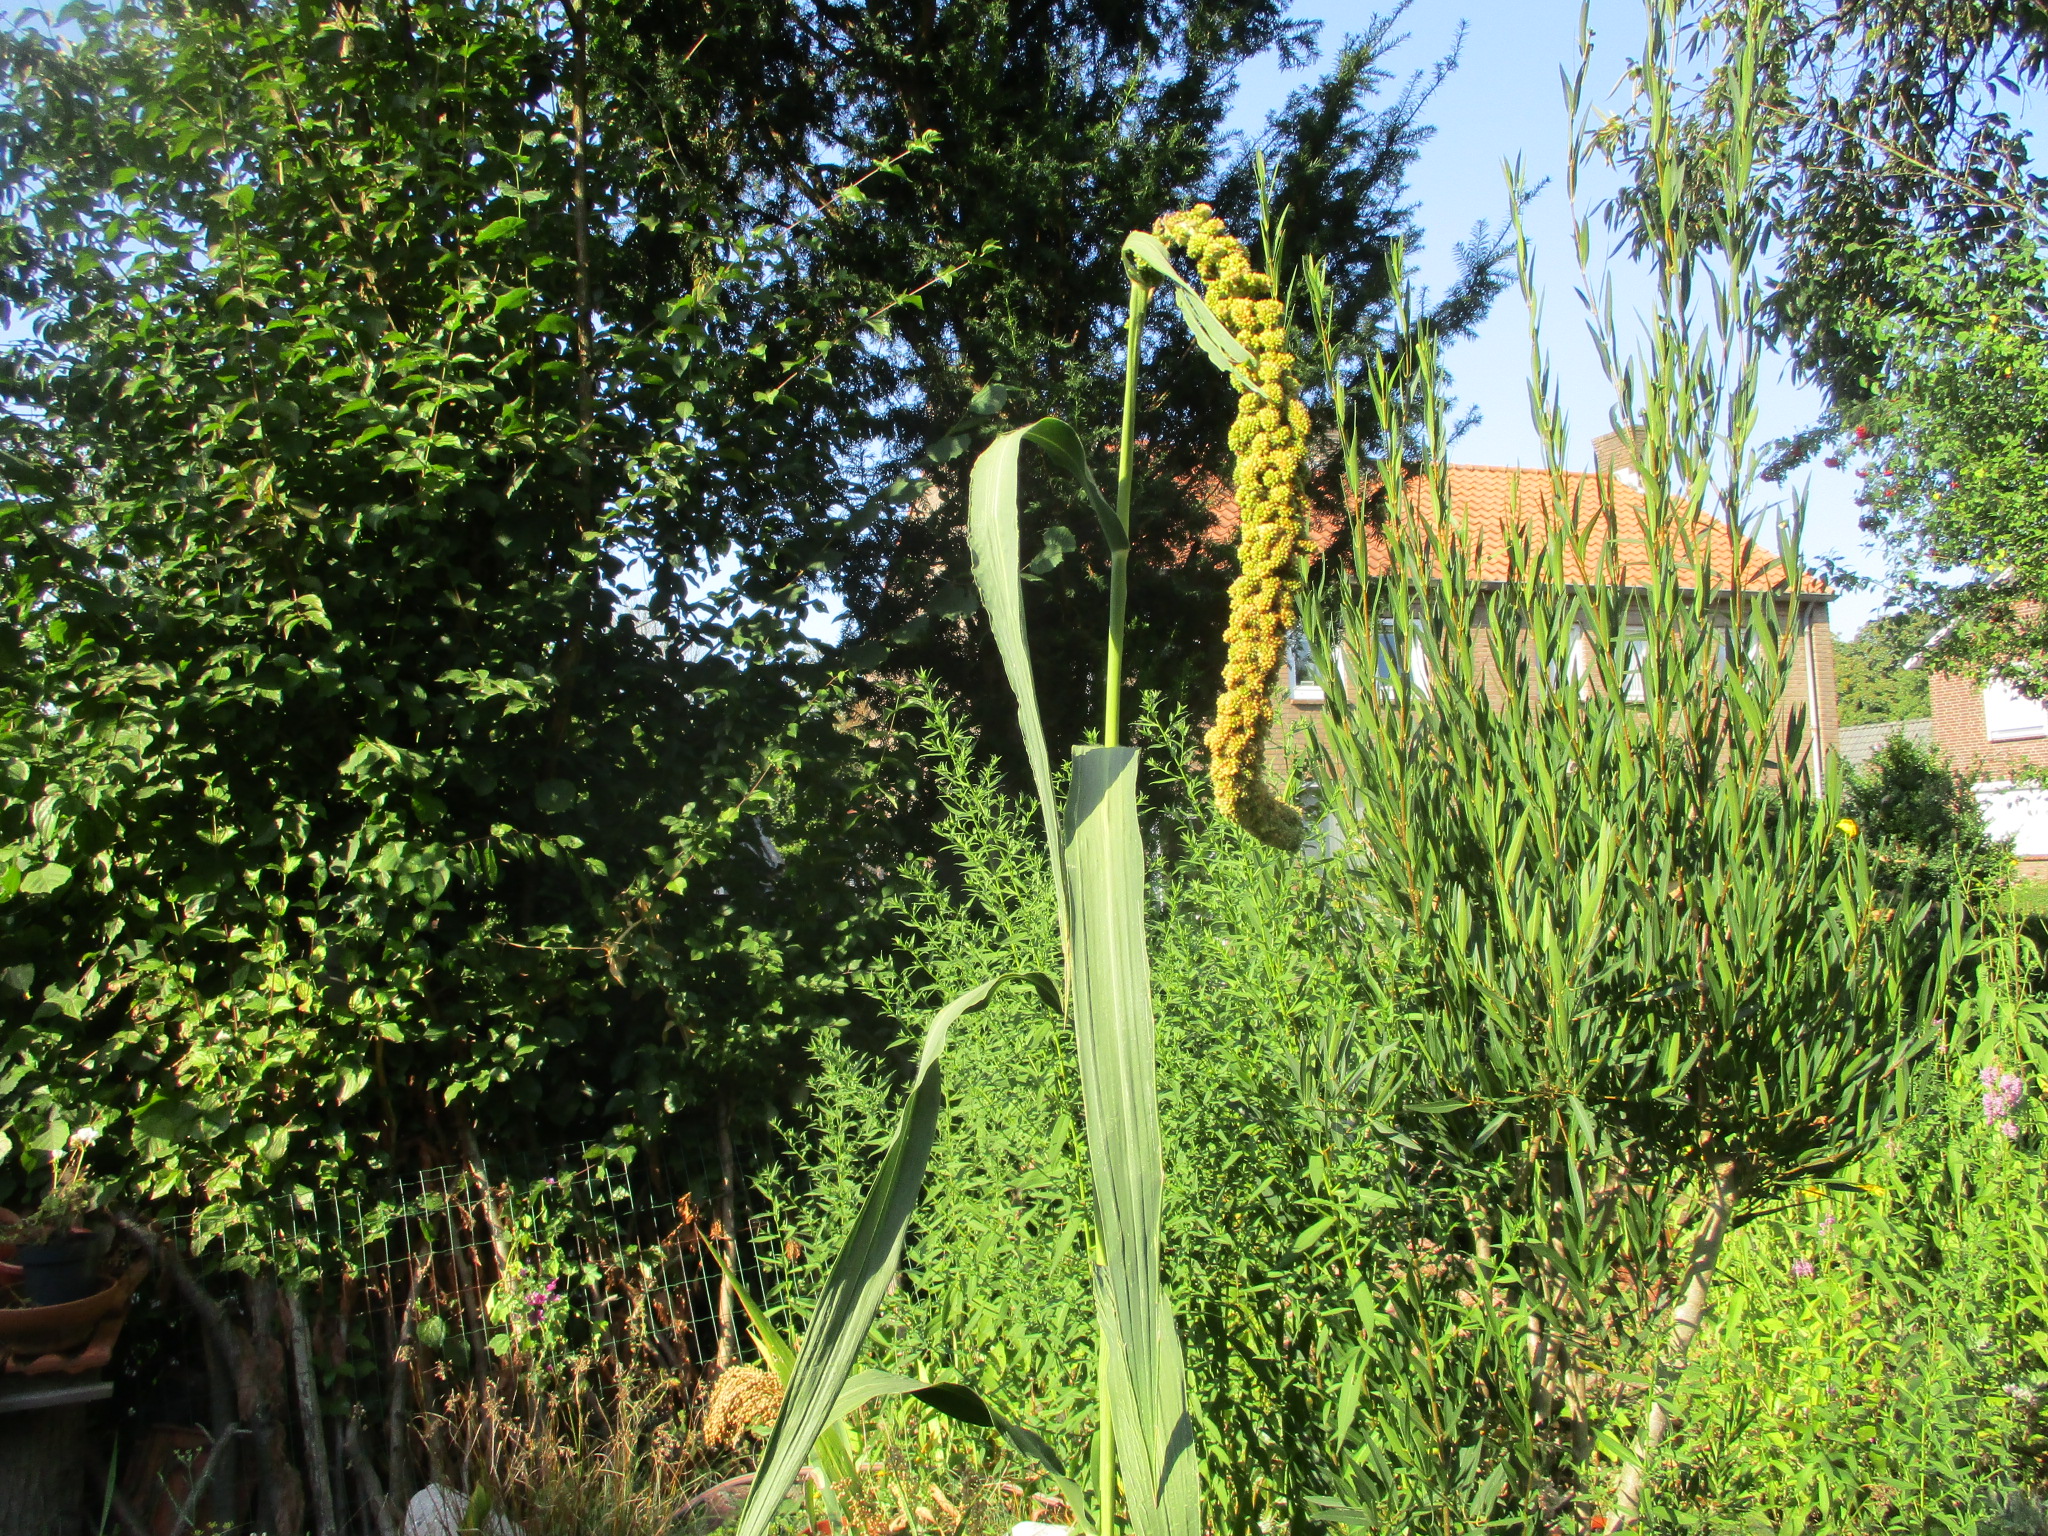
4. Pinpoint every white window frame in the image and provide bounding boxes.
[1287,628,1325,703]
[1621,632,1650,703]
[1376,620,1429,697]
[1984,677,2048,742]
